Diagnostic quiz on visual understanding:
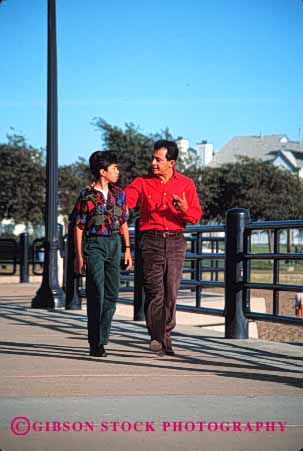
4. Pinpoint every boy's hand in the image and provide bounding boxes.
[124,248,132,270]
[75,255,84,276]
